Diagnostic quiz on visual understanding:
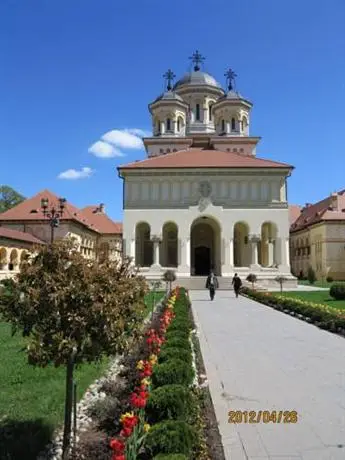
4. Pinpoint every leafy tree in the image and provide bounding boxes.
[275,275,288,293]
[307,266,316,285]
[0,185,25,213]
[246,273,257,290]
[0,239,148,458]
[163,270,176,292]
